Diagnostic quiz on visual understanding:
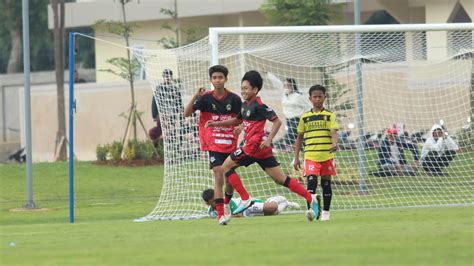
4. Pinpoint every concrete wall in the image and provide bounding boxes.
[0,69,95,144]
[20,80,155,162]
